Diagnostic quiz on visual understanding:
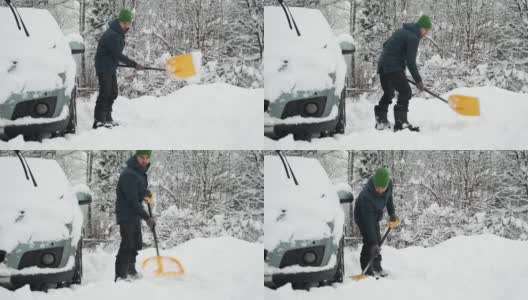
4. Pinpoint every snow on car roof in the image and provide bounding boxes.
[264,6,346,101]
[0,7,76,103]
[0,157,77,252]
[264,155,344,250]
